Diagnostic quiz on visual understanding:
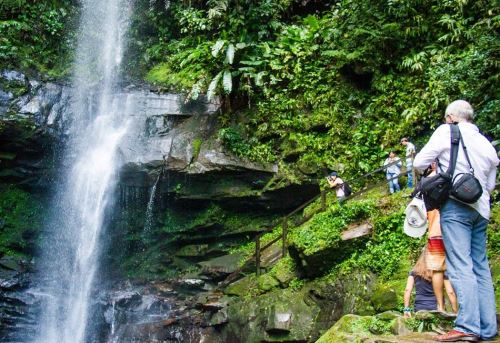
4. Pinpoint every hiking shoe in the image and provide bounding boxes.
[434,330,479,342]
